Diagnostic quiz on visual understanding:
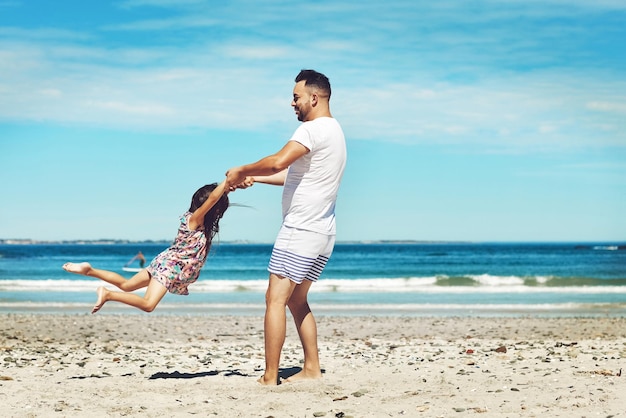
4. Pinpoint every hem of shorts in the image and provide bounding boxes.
[281,223,336,236]
[268,268,317,284]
